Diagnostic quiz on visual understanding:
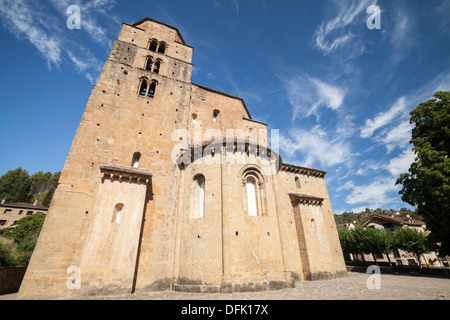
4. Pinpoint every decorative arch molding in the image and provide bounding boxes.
[240,165,268,216]
[176,138,282,172]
